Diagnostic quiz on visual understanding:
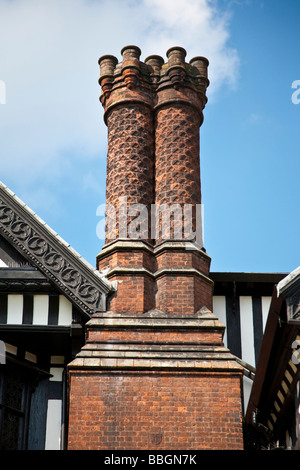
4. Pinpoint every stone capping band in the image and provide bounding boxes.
[68,357,243,372]
[68,357,243,375]
[97,239,211,260]
[104,266,214,285]
[72,346,238,364]
[85,308,224,330]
